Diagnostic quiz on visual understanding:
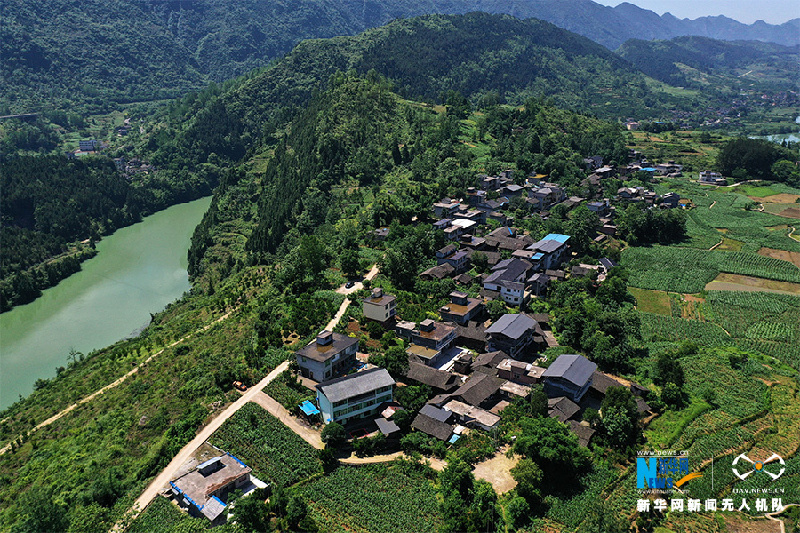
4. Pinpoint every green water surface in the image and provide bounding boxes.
[0,197,211,409]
